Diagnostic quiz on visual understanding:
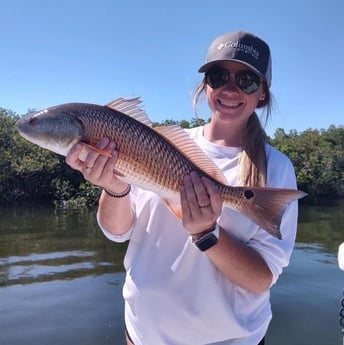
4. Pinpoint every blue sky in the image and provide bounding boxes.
[1,0,343,136]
